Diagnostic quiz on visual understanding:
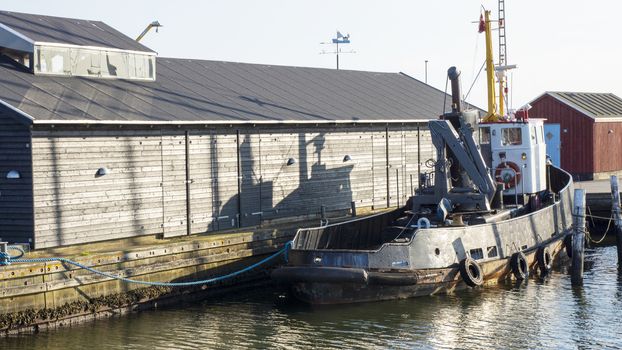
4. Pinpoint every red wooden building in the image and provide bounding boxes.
[529,92,622,180]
